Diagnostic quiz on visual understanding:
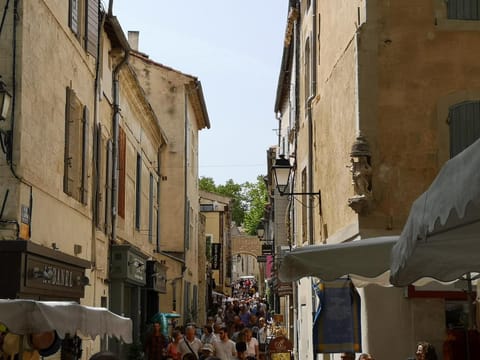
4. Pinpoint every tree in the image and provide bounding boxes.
[199,176,267,231]
[242,175,268,235]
